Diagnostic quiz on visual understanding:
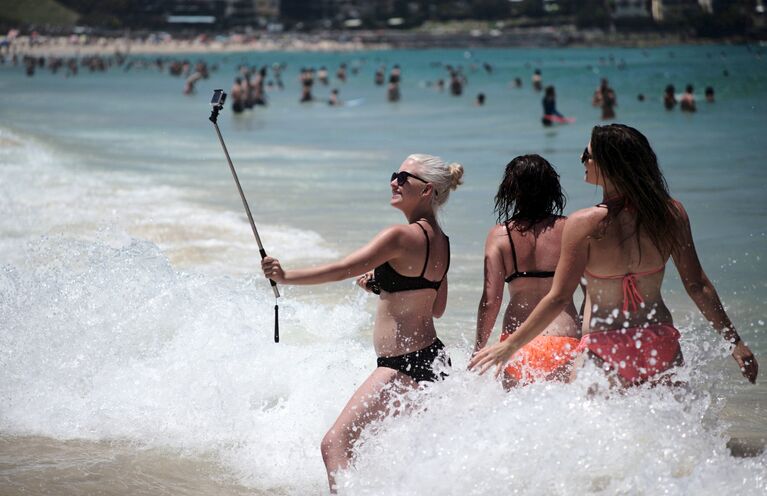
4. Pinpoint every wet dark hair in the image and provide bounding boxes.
[494,154,565,227]
[590,124,683,255]
[544,85,555,98]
